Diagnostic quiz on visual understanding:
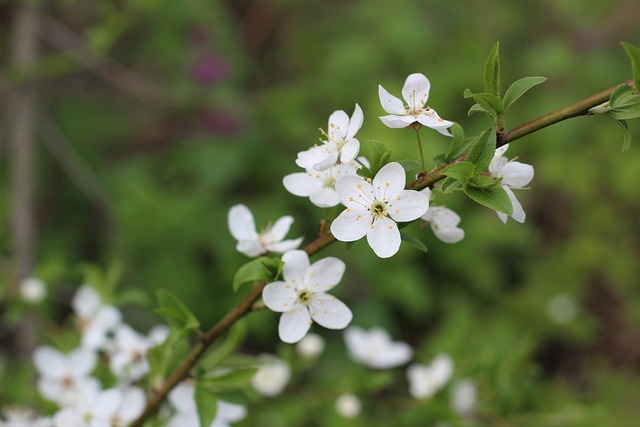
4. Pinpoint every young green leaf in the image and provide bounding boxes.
[232,257,282,292]
[201,321,248,370]
[444,123,470,162]
[503,76,547,110]
[441,161,475,186]
[484,42,501,97]
[464,89,504,116]
[607,84,640,120]
[397,159,422,173]
[400,232,428,253]
[465,128,494,173]
[155,289,200,332]
[469,175,500,189]
[195,384,218,427]
[200,367,260,392]
[607,115,632,152]
[464,183,513,215]
[439,176,461,194]
[467,103,488,116]
[622,41,640,88]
